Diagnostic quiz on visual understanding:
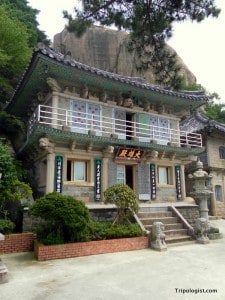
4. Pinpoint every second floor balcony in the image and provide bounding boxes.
[28,105,202,148]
